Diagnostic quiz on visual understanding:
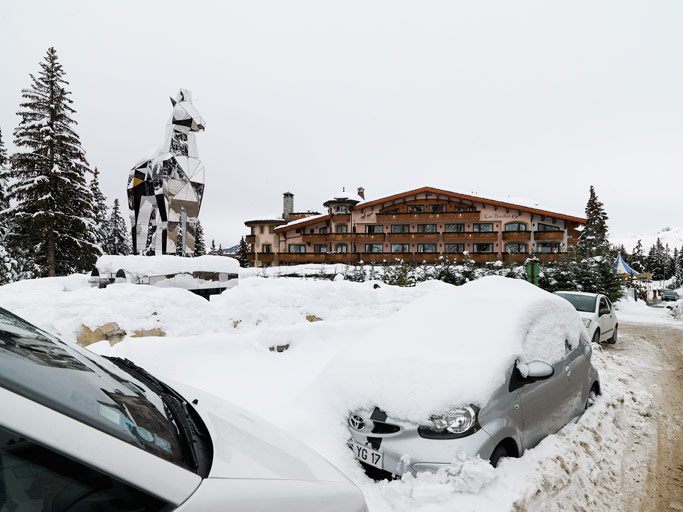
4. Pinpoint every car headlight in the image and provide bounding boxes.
[582,318,592,328]
[418,405,480,439]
